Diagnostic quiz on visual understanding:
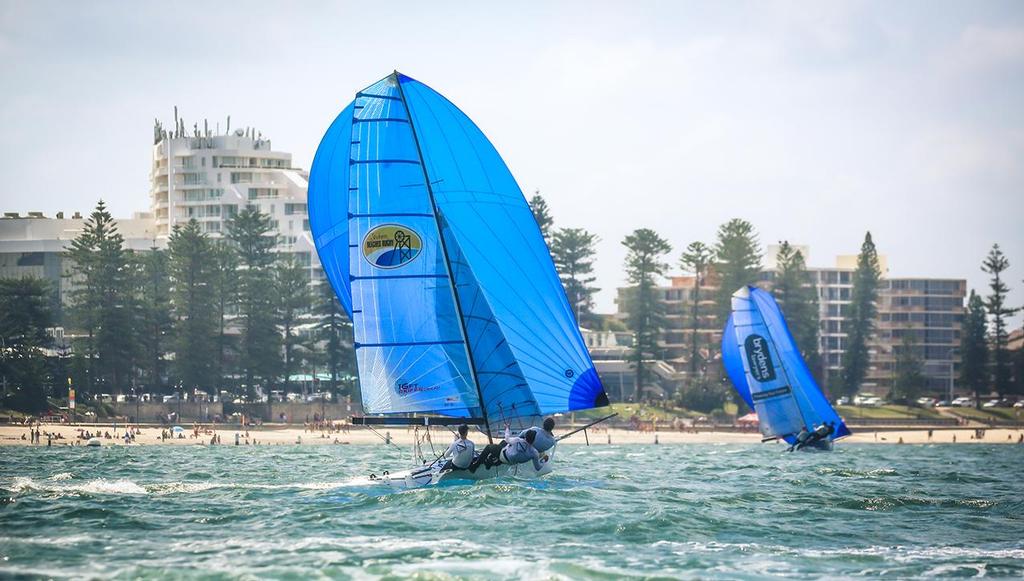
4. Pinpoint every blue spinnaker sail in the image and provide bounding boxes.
[722,314,753,410]
[722,286,850,444]
[308,72,608,426]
